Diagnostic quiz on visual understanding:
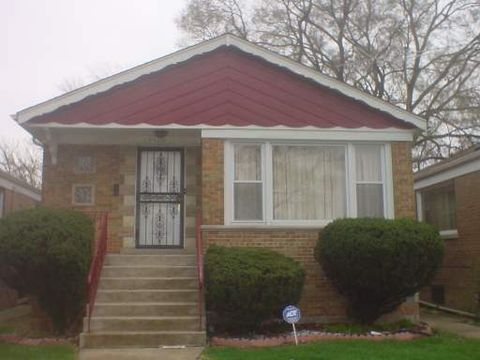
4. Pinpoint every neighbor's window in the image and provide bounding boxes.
[228,141,390,225]
[355,145,385,218]
[72,184,95,206]
[421,183,456,231]
[273,145,346,220]
[233,144,263,221]
[74,154,95,174]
